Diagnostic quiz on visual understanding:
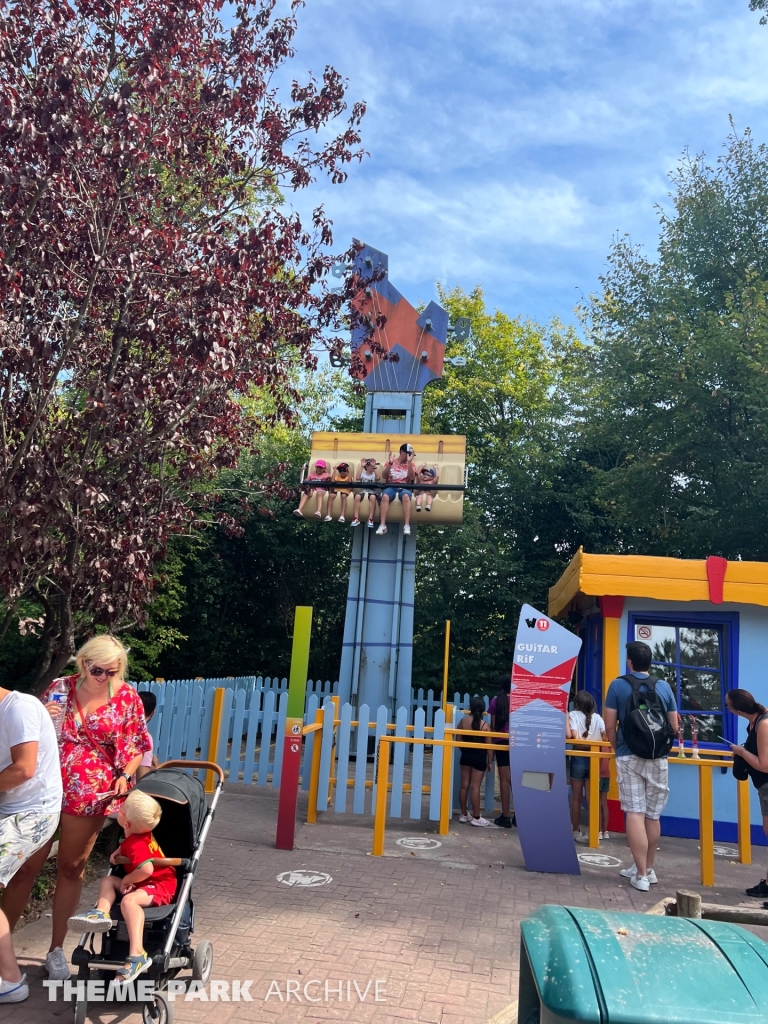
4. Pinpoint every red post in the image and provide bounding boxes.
[275,607,312,851]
